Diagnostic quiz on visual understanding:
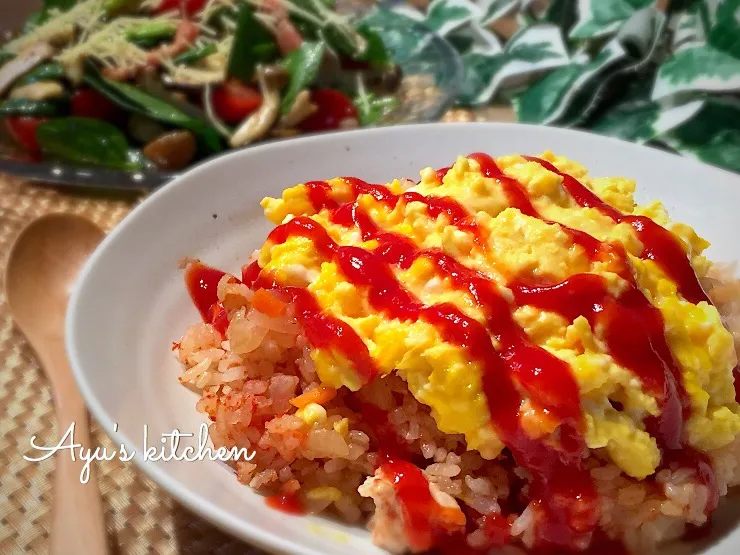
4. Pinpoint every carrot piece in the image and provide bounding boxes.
[252,288,287,317]
[438,506,466,528]
[290,386,337,409]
